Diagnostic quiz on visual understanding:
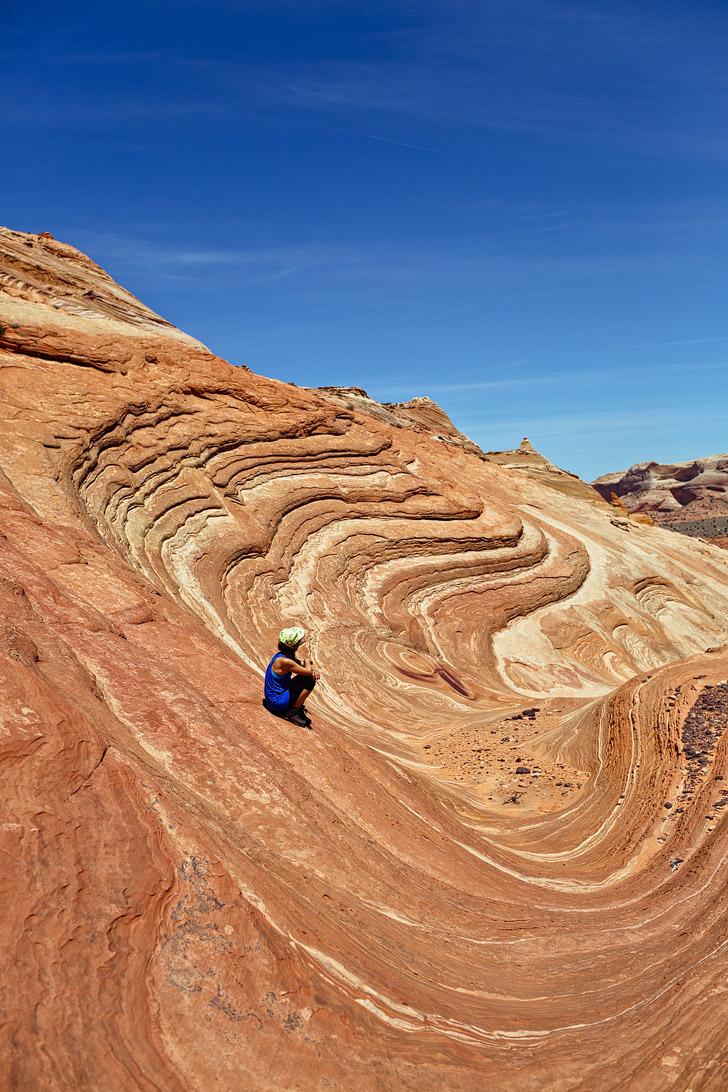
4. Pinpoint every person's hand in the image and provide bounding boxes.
[312,669,321,681]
